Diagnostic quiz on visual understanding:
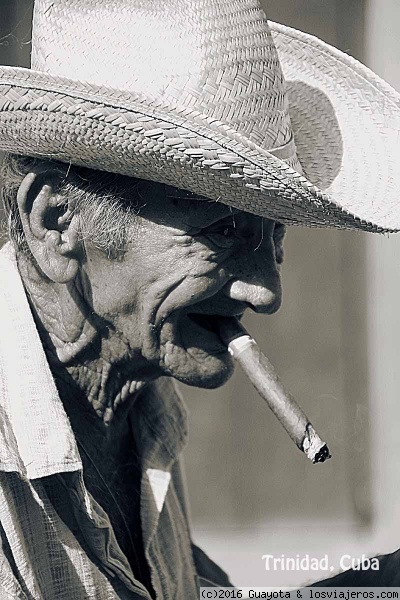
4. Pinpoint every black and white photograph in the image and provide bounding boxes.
[1,1,400,598]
